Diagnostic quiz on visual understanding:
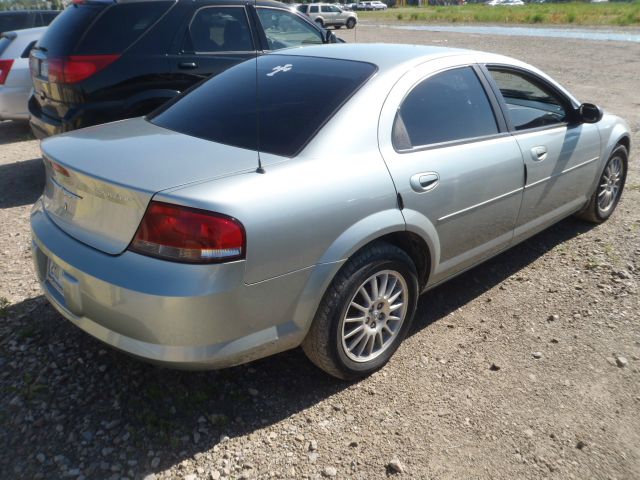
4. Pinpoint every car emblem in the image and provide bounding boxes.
[266,64,293,77]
